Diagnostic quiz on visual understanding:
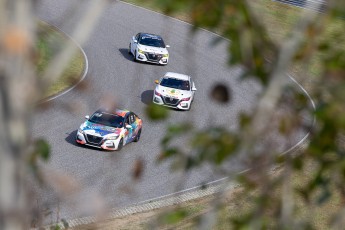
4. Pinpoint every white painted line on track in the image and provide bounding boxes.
[37,21,89,104]
[120,1,230,41]
[281,74,316,155]
[135,176,229,205]
[134,168,253,205]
